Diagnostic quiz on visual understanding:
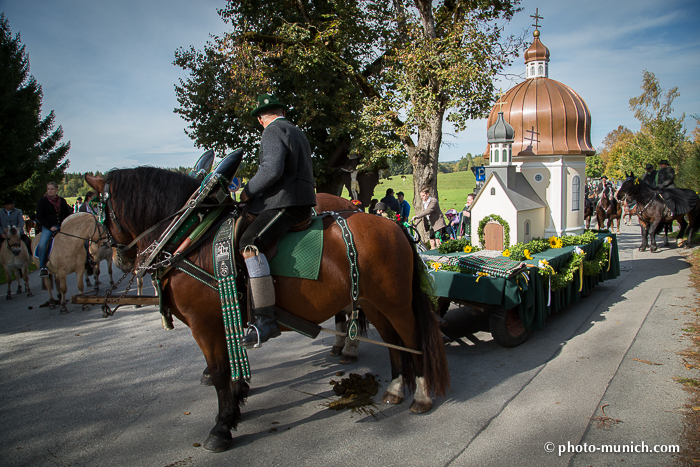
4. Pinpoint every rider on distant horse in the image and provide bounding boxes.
[655,159,676,190]
[238,94,317,348]
[0,197,31,253]
[642,163,656,186]
[35,182,72,277]
[598,175,618,211]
